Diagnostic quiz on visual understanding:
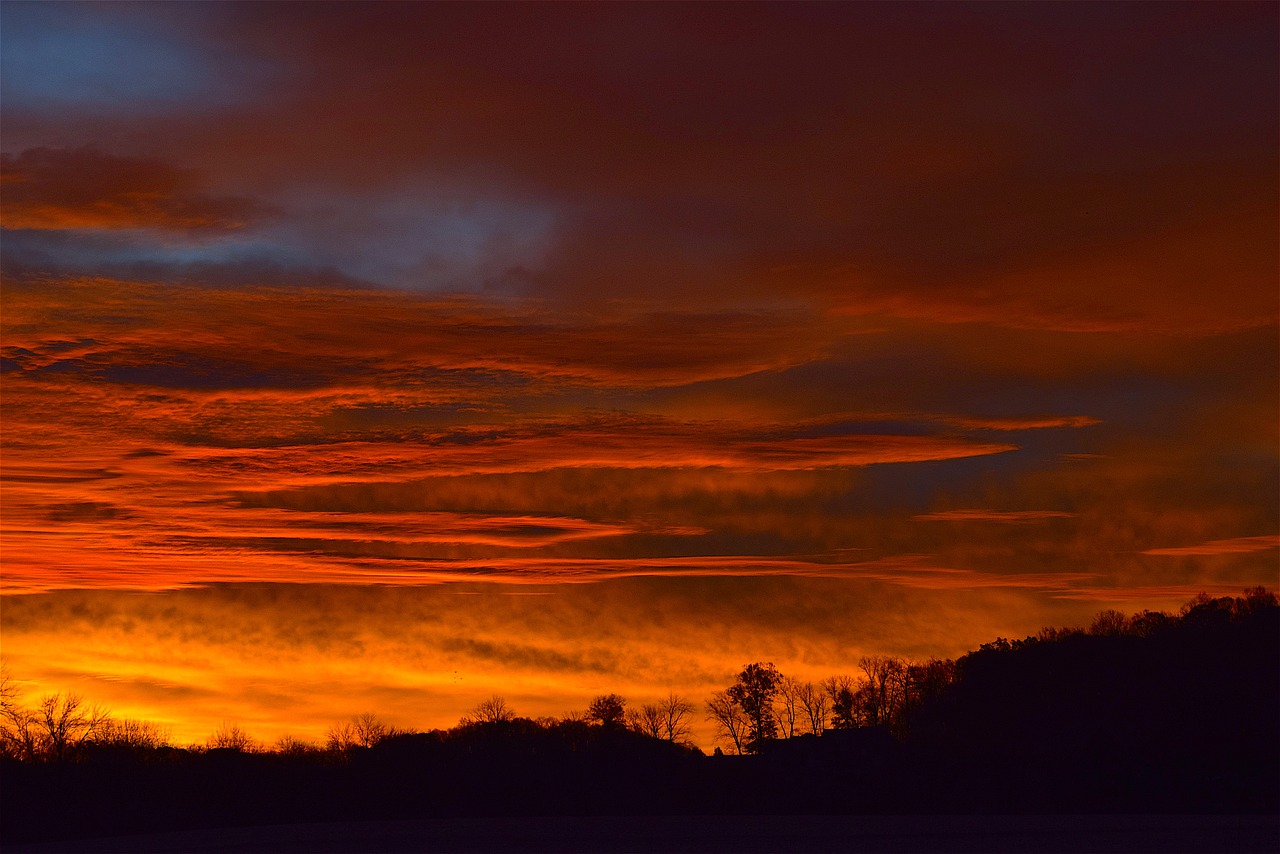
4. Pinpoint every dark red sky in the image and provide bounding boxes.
[1,2,1276,746]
